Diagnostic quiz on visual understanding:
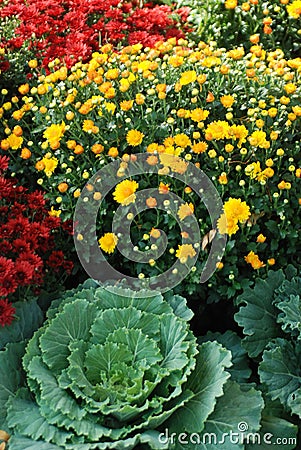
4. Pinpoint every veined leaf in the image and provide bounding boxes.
[246,397,298,450]
[273,275,301,306]
[196,381,263,450]
[160,315,190,370]
[235,270,285,357]
[27,355,87,421]
[166,341,232,435]
[40,299,98,372]
[0,299,43,349]
[105,328,162,367]
[93,286,172,315]
[6,396,73,445]
[164,293,194,321]
[8,435,63,450]
[90,307,160,344]
[198,331,251,383]
[0,342,26,429]
[85,342,132,382]
[259,339,301,418]
[277,294,301,339]
[46,283,99,320]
